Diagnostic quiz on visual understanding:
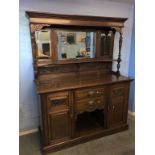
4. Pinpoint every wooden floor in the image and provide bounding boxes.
[19,114,135,155]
